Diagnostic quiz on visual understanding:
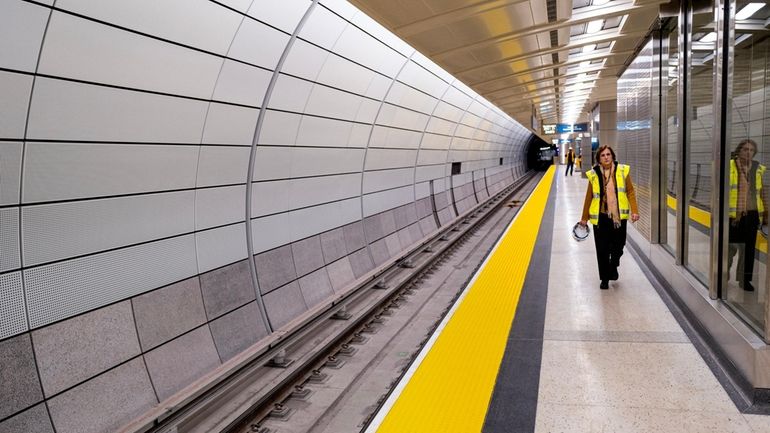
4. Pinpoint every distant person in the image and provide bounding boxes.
[575,154,582,170]
[579,145,639,290]
[565,147,575,176]
[728,139,767,292]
